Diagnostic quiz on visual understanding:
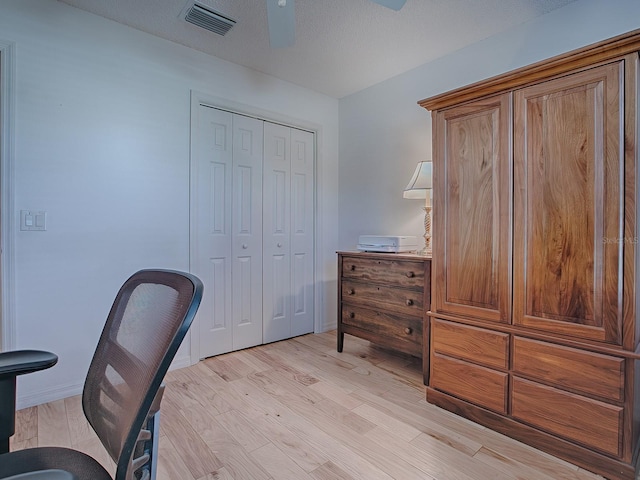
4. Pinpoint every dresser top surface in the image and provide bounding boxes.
[337,250,431,261]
